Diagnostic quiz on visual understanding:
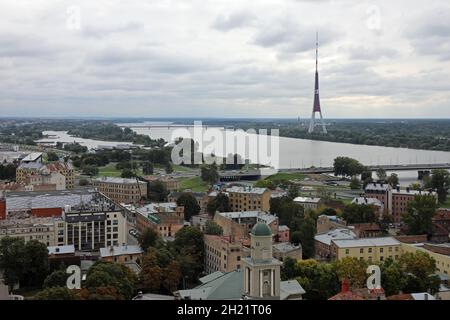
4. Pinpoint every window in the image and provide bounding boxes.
[345,249,349,254]
[360,248,364,254]
[380,248,384,253]
[368,248,372,253]
[237,256,241,261]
